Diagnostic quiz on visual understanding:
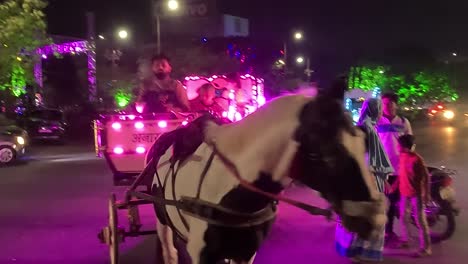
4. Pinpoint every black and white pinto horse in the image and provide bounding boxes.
[146,91,386,264]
